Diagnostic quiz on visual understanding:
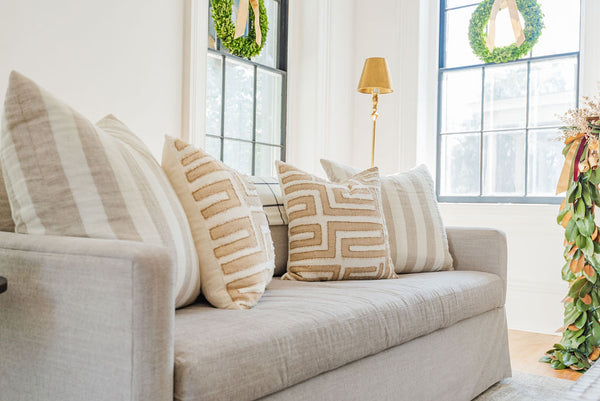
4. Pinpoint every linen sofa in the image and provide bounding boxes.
[0,225,511,401]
